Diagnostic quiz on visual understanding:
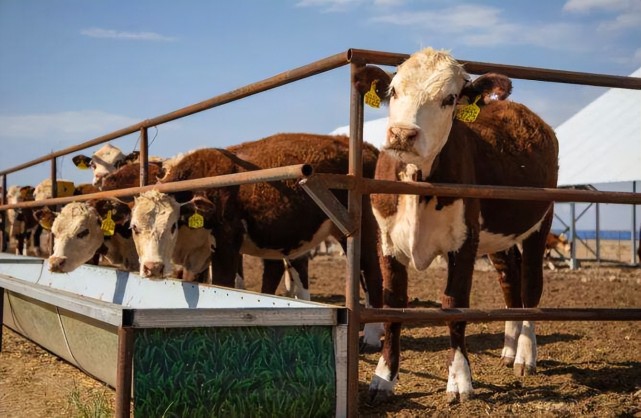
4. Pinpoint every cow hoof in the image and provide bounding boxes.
[359,338,382,354]
[367,375,396,405]
[501,355,515,368]
[514,362,536,376]
[446,391,473,404]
